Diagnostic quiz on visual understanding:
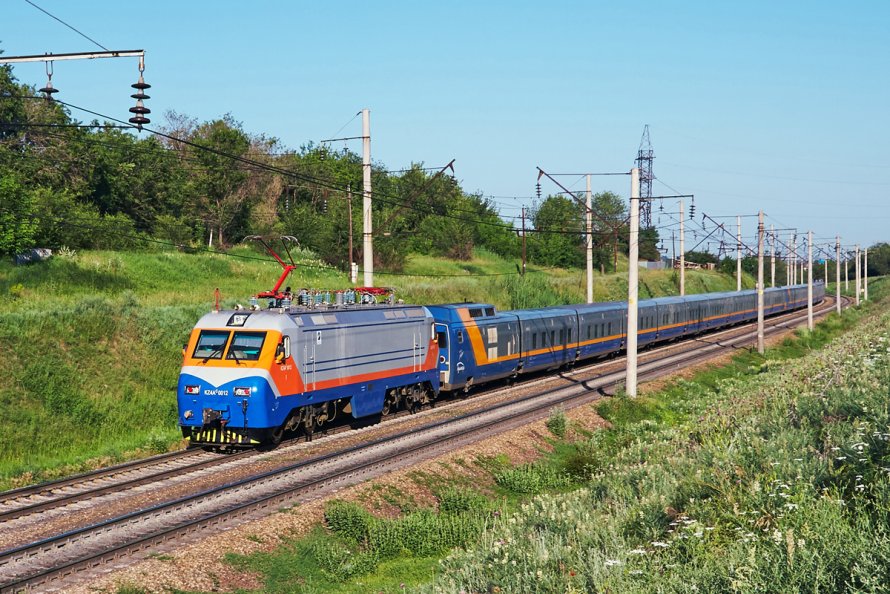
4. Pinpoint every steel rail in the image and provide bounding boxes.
[0,295,842,592]
[0,295,839,521]
[0,449,201,506]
